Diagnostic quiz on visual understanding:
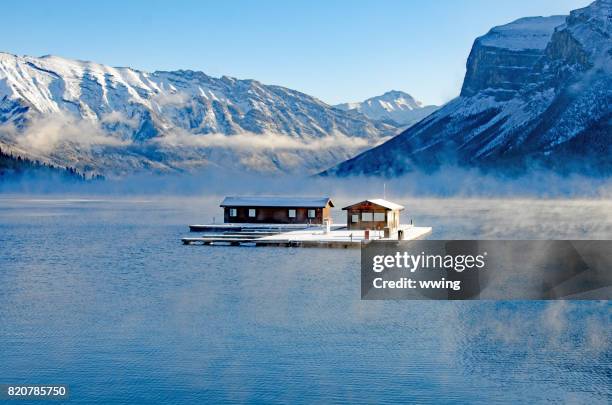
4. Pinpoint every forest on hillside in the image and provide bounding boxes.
[0,147,102,182]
